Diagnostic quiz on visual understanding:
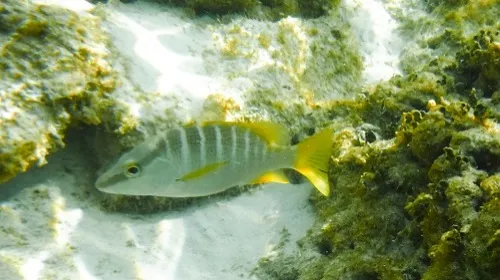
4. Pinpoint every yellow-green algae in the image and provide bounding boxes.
[0,254,23,280]
[0,0,129,184]
[209,12,363,138]
[163,0,340,19]
[253,2,500,280]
